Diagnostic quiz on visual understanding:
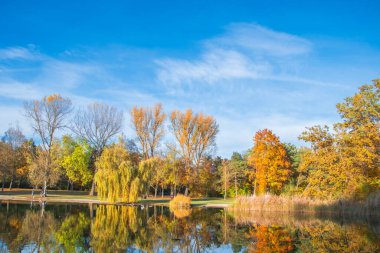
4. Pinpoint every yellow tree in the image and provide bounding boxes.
[0,142,12,191]
[170,109,218,196]
[300,79,380,199]
[248,129,291,195]
[130,104,166,160]
[95,143,140,202]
